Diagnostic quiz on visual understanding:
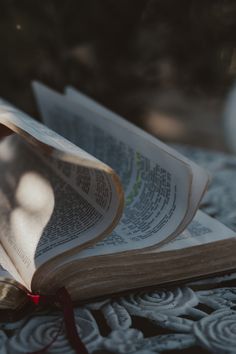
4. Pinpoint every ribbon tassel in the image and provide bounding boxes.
[27,287,89,354]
